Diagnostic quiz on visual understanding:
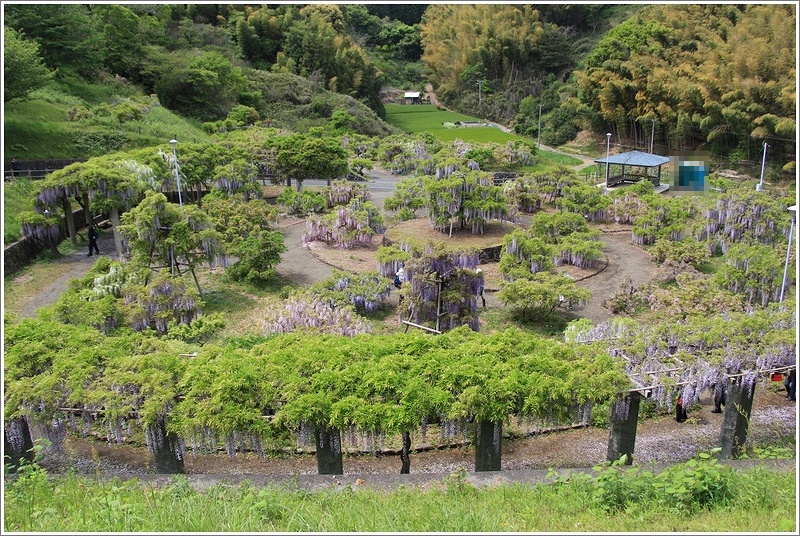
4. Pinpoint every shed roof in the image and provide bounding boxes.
[594,150,670,167]
[404,91,421,98]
